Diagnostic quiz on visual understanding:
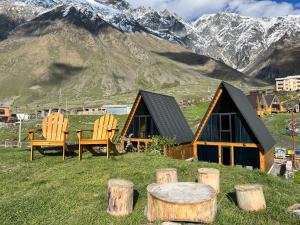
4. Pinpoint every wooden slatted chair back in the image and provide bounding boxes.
[41,112,68,141]
[92,114,117,140]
